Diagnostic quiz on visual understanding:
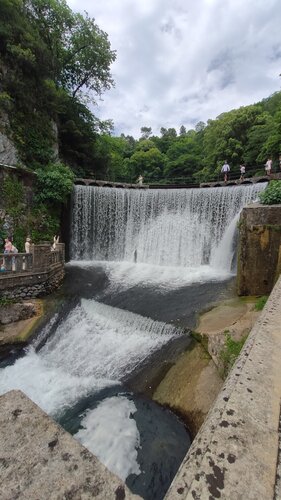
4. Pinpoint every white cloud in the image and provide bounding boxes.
[67,0,281,137]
